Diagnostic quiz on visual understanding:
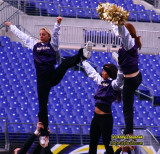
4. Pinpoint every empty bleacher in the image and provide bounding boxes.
[2,0,160,22]
[0,36,160,139]
[0,0,160,152]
